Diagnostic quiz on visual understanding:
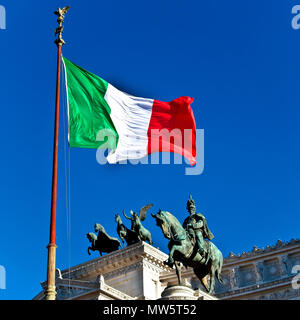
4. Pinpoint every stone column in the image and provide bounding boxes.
[228,267,239,290]
[254,261,264,283]
[280,255,291,277]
